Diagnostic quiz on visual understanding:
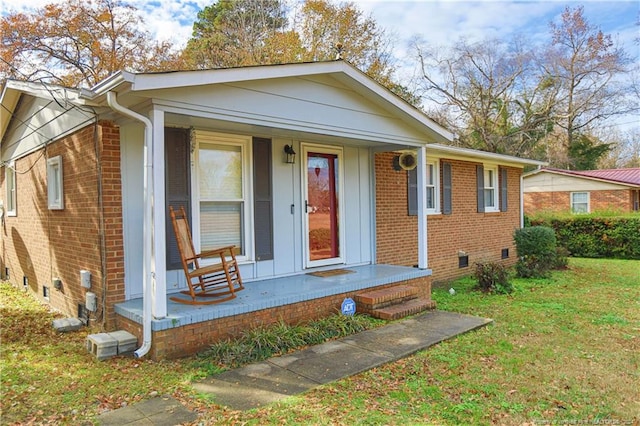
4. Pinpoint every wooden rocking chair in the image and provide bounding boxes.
[169,206,244,305]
